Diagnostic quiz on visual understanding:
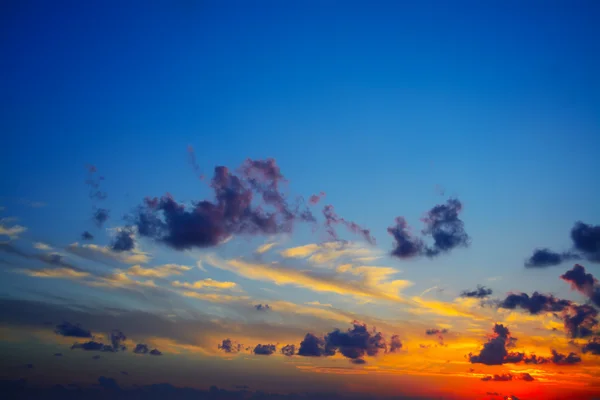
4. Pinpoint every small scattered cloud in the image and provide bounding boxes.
[0,219,27,239]
[218,338,242,354]
[133,343,162,355]
[253,344,276,355]
[33,242,52,251]
[460,286,492,298]
[128,264,191,278]
[256,241,278,254]
[254,304,271,311]
[55,322,92,338]
[524,248,580,268]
